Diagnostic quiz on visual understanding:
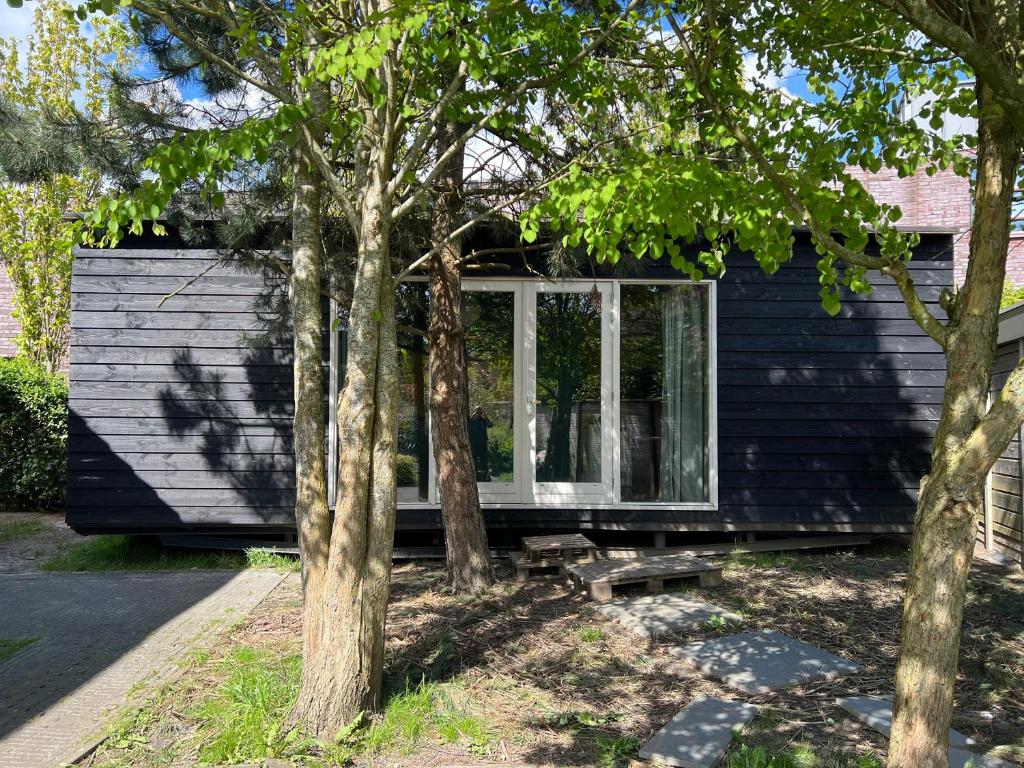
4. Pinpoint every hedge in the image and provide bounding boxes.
[0,356,67,510]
